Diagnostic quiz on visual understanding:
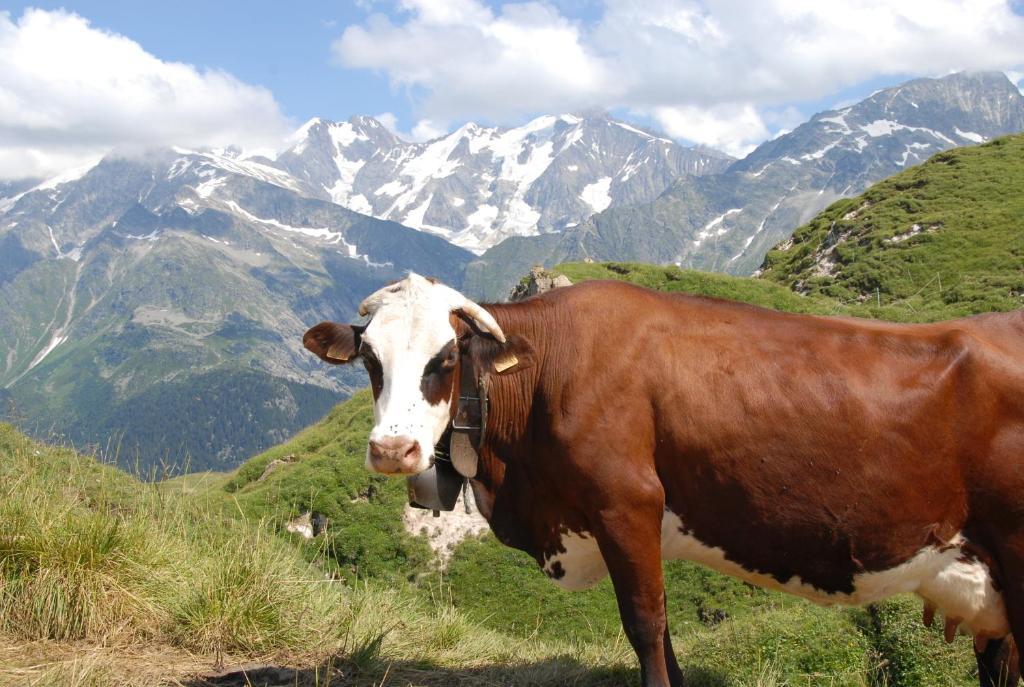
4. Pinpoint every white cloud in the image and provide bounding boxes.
[409,118,448,141]
[375,111,450,141]
[334,0,1024,153]
[0,8,290,179]
[653,104,767,158]
[335,1,611,122]
[375,111,401,134]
